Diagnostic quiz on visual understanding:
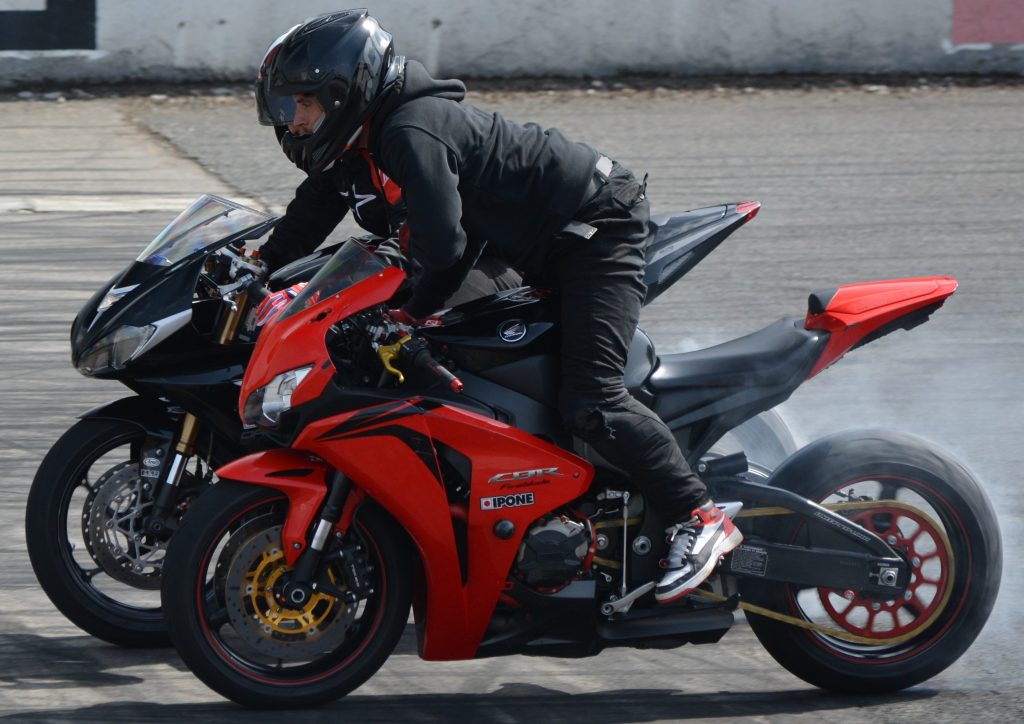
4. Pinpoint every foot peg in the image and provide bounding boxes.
[600,581,655,616]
